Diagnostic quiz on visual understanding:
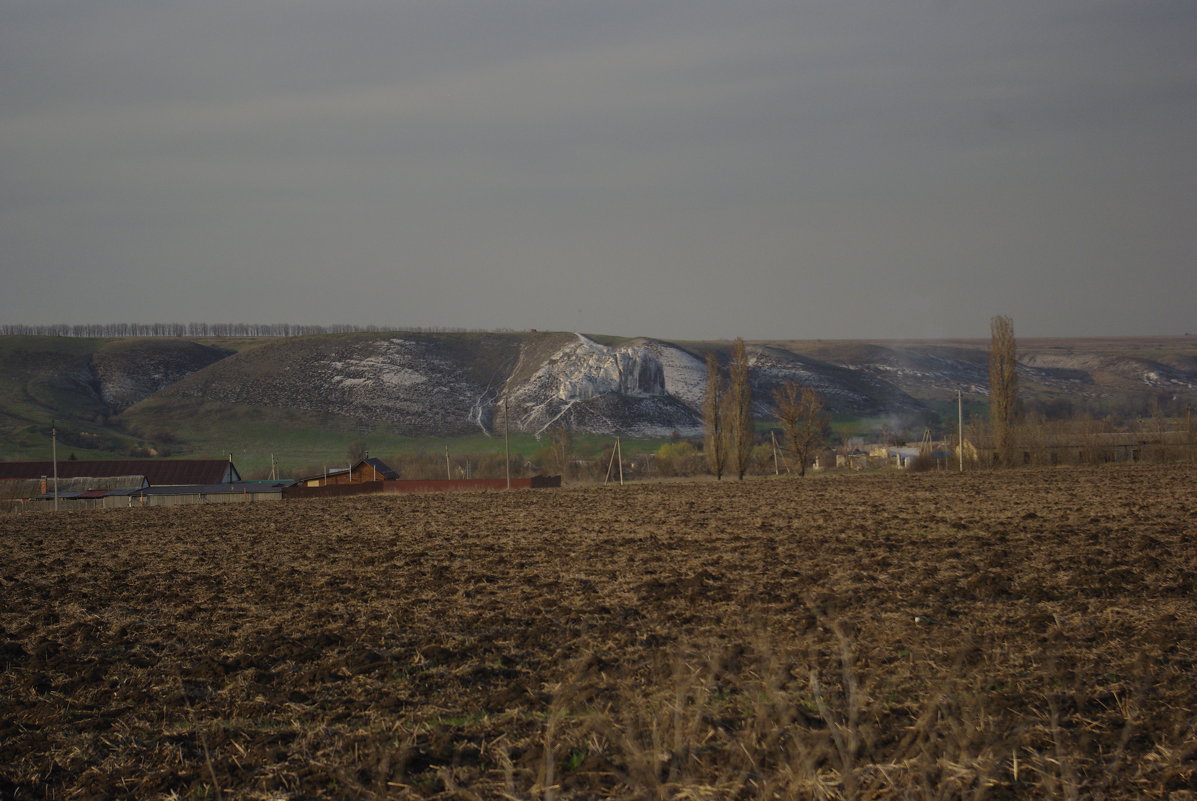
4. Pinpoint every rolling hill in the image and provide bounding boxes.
[1,331,1194,468]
